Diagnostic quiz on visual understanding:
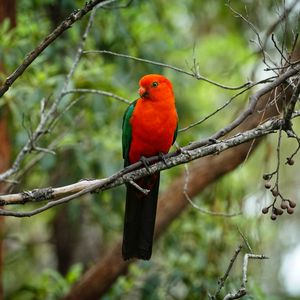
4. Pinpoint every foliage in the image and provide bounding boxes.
[1,0,300,299]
